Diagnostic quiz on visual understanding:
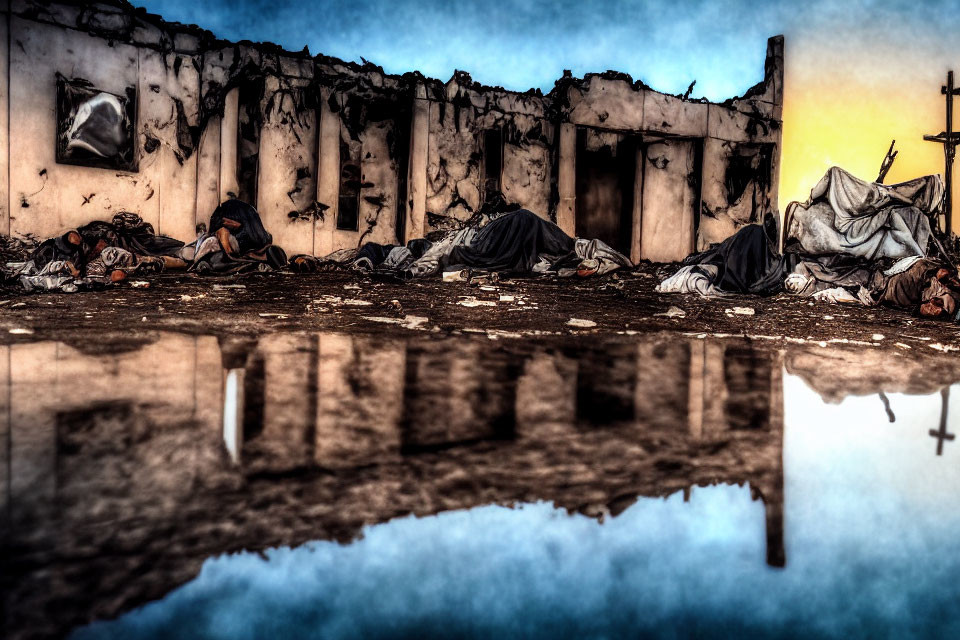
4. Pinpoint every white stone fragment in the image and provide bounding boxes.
[724,307,755,315]
[457,296,497,307]
[362,315,429,330]
[655,306,686,318]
